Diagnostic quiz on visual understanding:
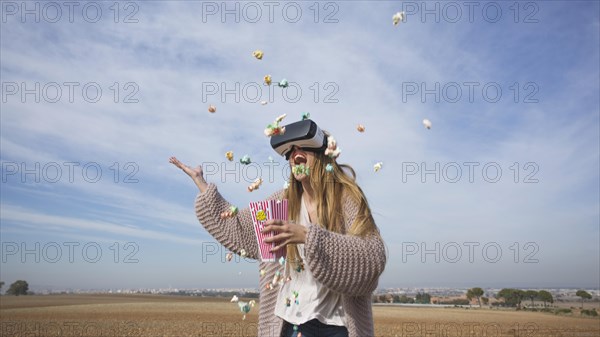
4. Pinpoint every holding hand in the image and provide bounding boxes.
[169,156,208,193]
[261,220,308,252]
